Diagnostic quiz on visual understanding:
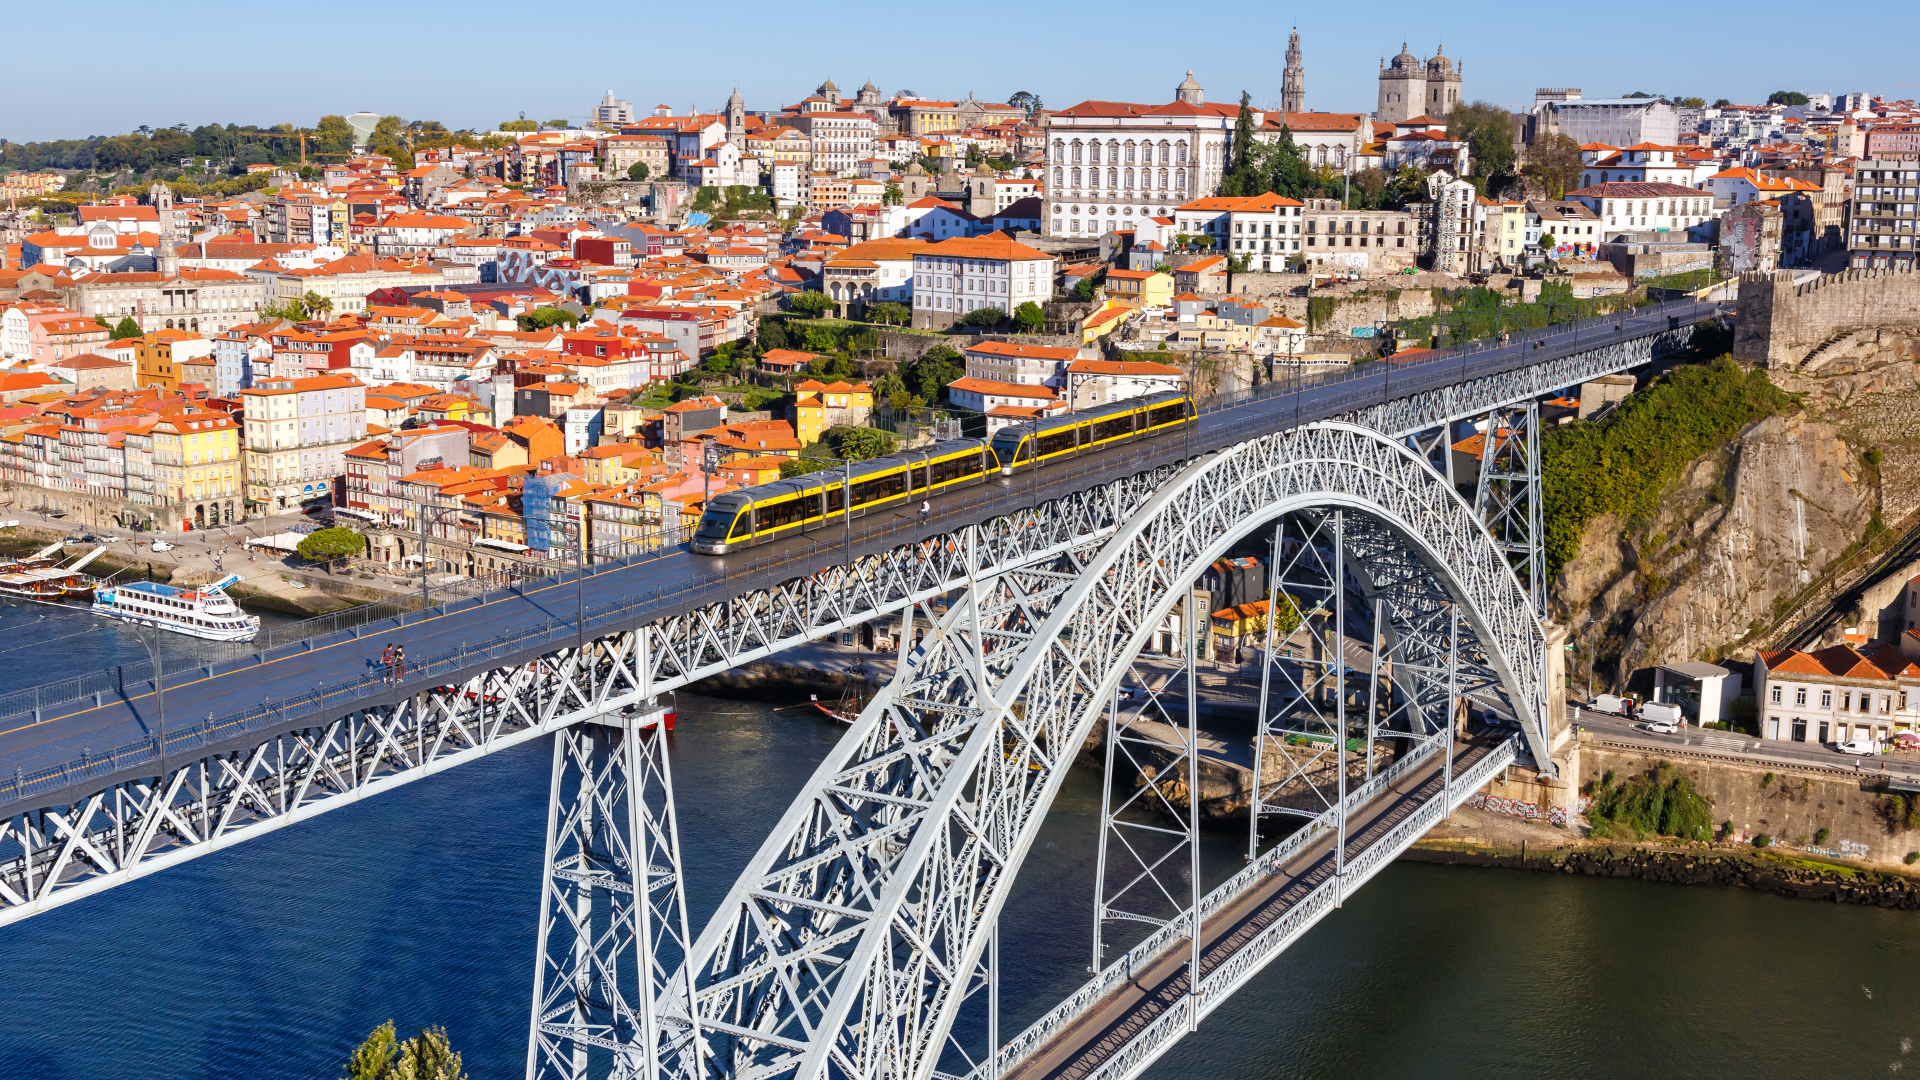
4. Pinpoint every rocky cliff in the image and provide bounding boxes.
[1551,337,1920,686]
